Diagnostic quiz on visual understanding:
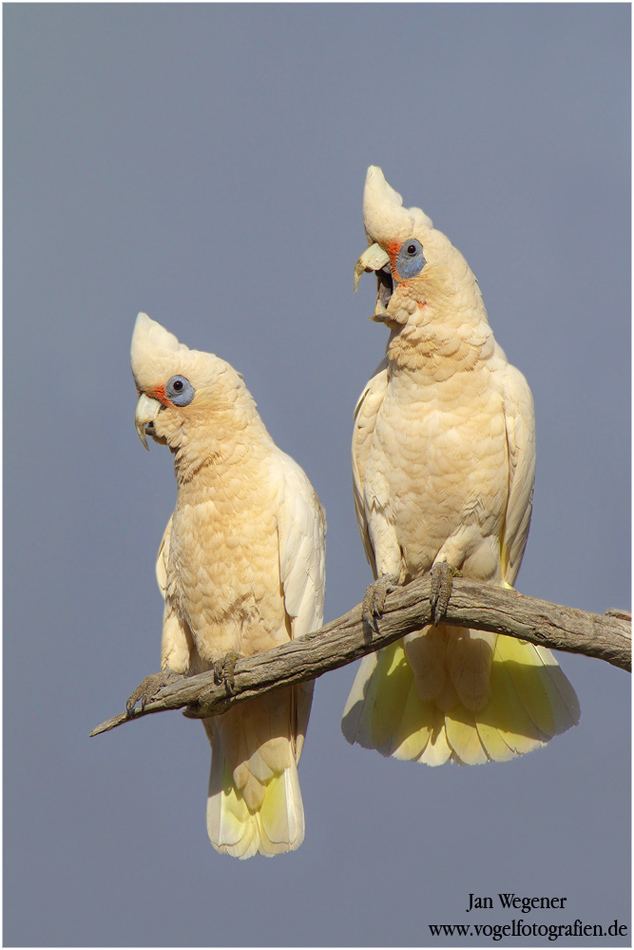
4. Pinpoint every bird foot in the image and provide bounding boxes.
[213,651,241,696]
[430,561,461,625]
[362,573,400,633]
[126,669,181,716]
